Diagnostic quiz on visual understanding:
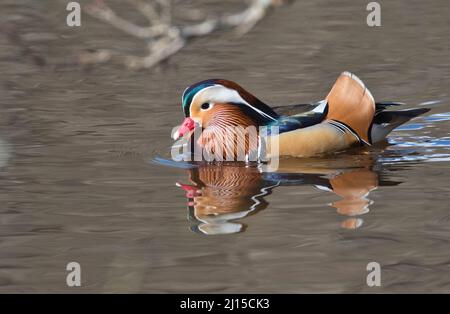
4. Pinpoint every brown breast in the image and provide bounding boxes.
[198,104,259,161]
